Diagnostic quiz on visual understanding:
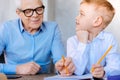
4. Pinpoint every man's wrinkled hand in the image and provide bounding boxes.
[16,62,40,75]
